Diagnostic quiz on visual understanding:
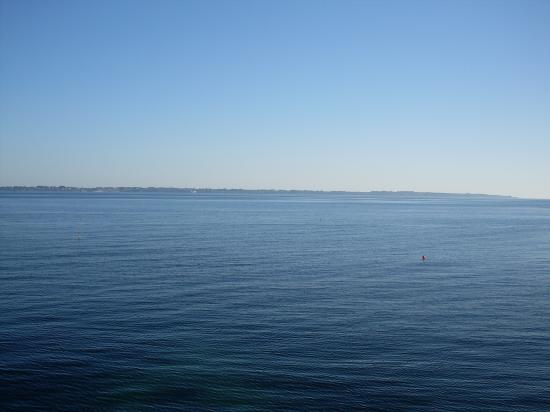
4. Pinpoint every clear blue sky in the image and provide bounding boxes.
[1,0,549,198]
